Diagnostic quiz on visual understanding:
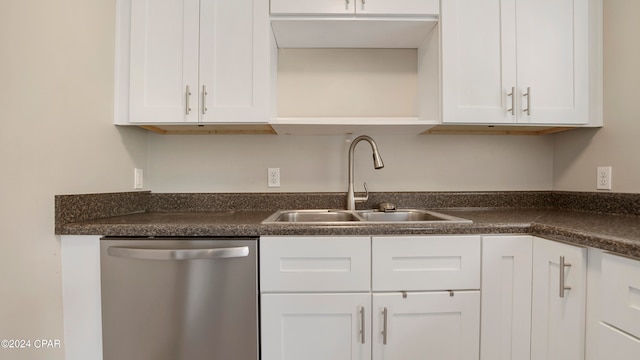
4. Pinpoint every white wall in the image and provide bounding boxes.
[0,1,147,359]
[554,0,640,193]
[148,133,554,192]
